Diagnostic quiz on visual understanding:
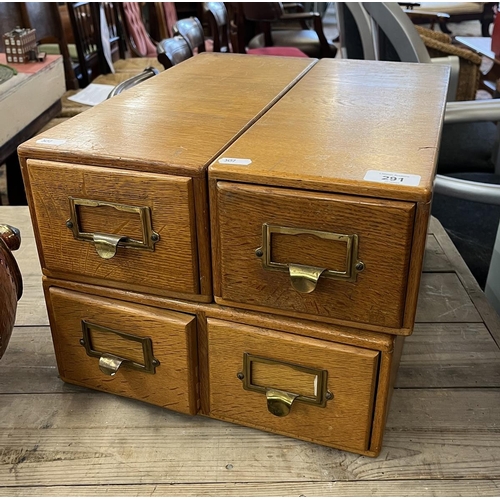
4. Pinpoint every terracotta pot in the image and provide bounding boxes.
[0,225,22,359]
